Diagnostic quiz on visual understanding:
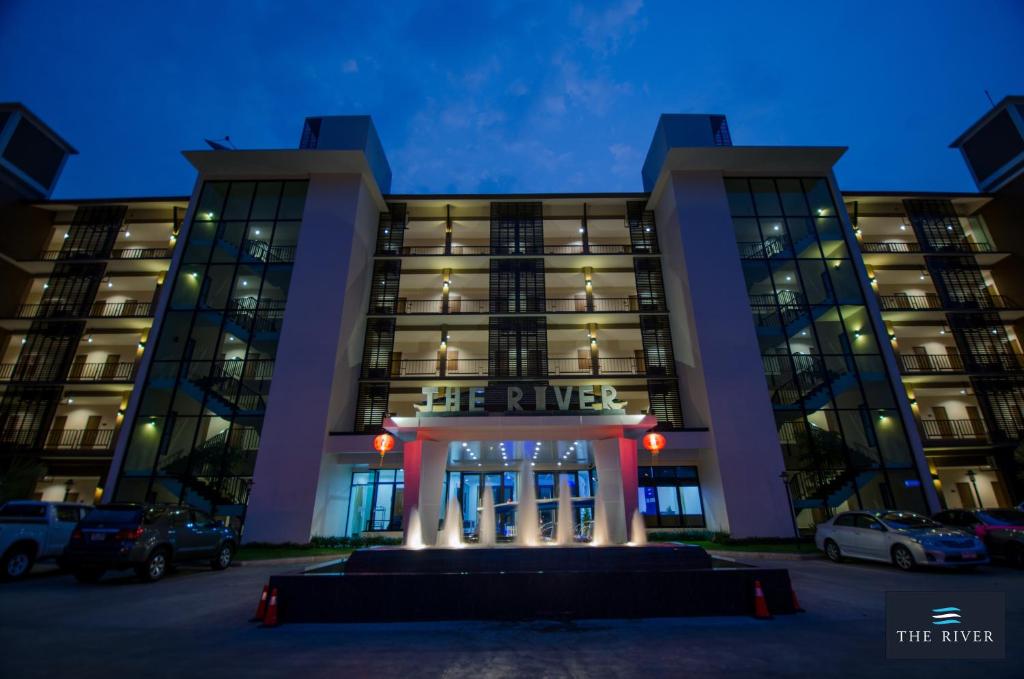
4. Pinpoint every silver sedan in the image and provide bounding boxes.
[815,510,988,571]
